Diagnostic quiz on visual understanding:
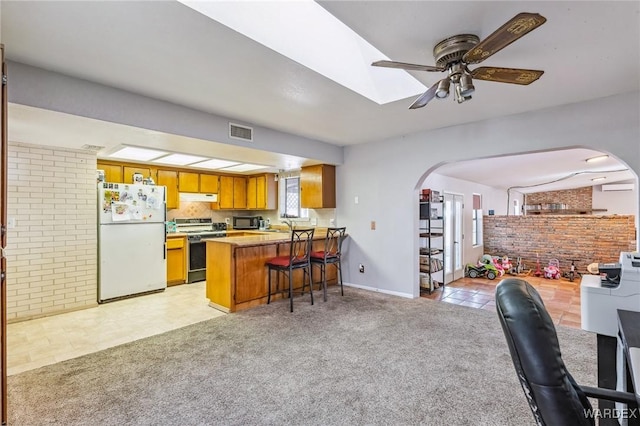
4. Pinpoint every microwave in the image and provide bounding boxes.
[233,216,262,230]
